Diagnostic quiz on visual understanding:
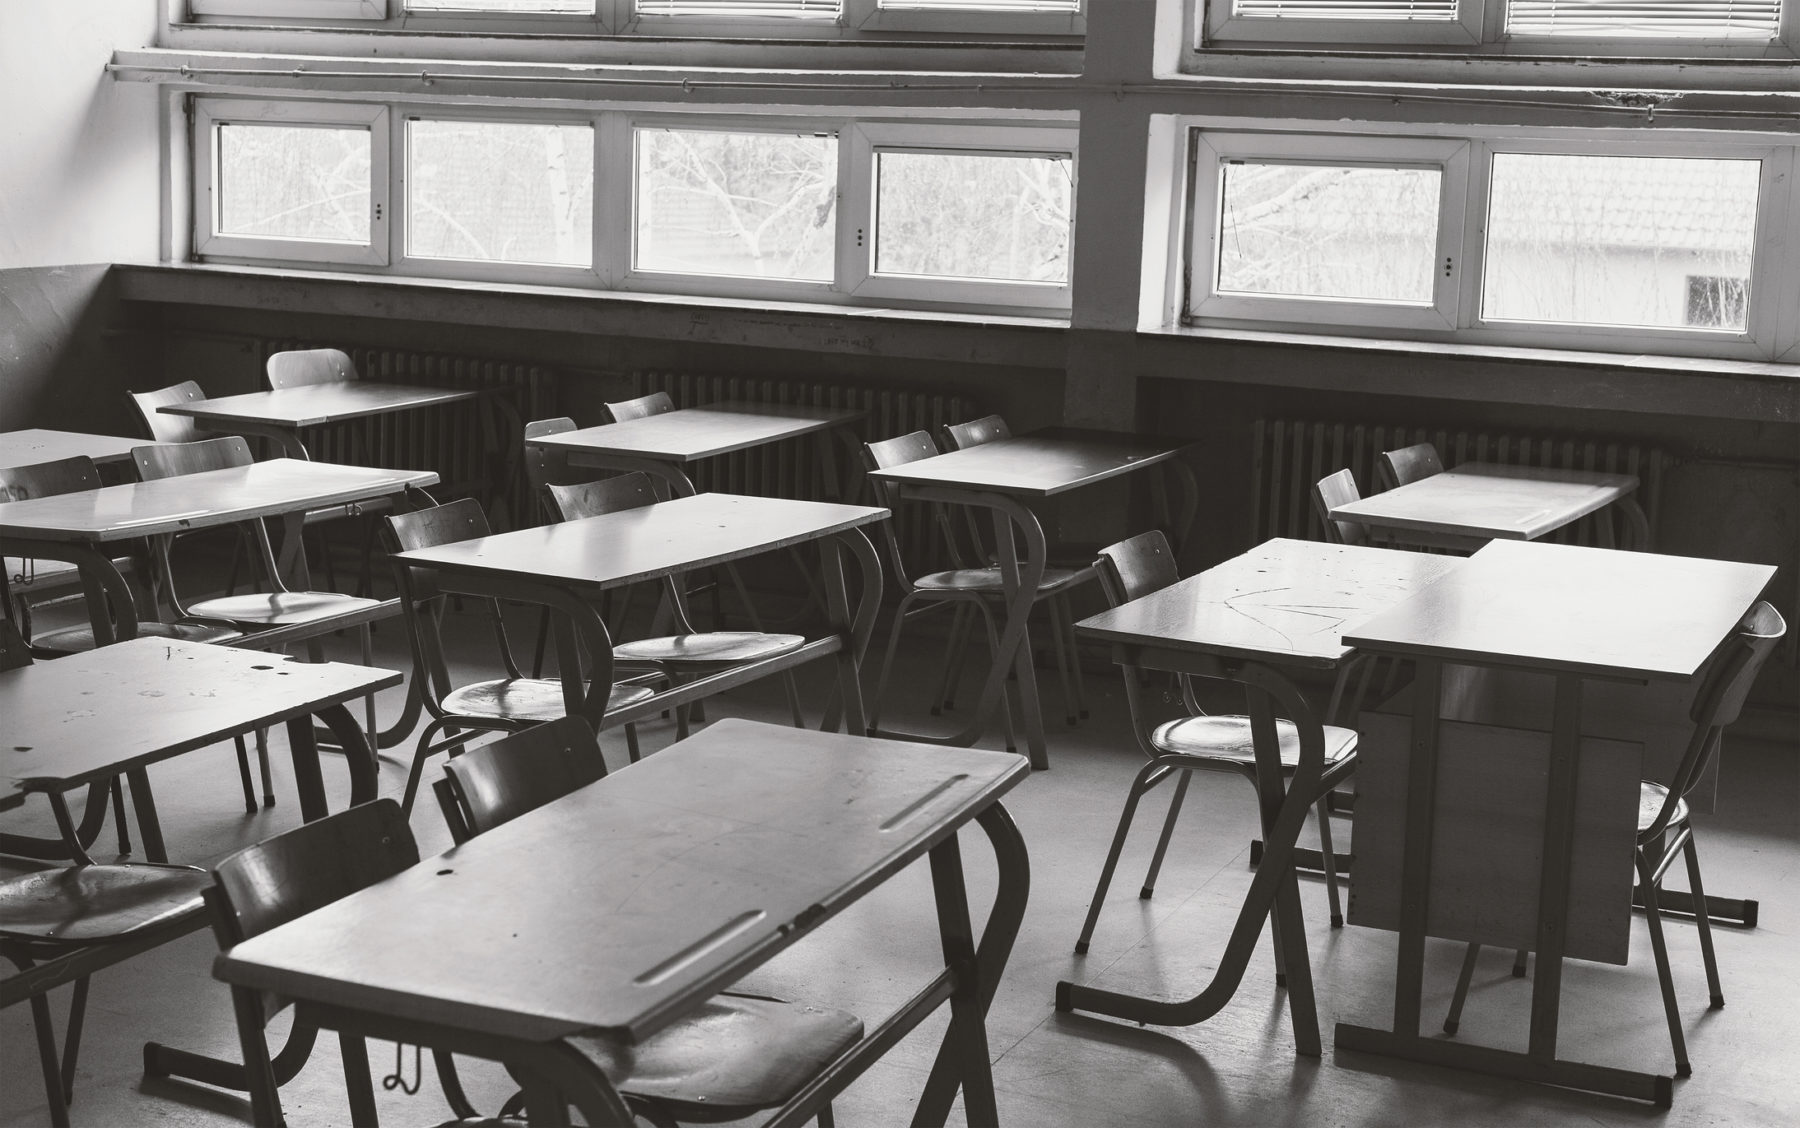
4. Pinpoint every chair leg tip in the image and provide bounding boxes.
[1330,914,1344,928]
[1073,941,1089,956]
[1275,973,1287,988]
[1139,886,1155,900]
[1442,1021,1458,1036]
[1675,1062,1691,1079]
[1710,995,1725,1009]
[262,795,275,808]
